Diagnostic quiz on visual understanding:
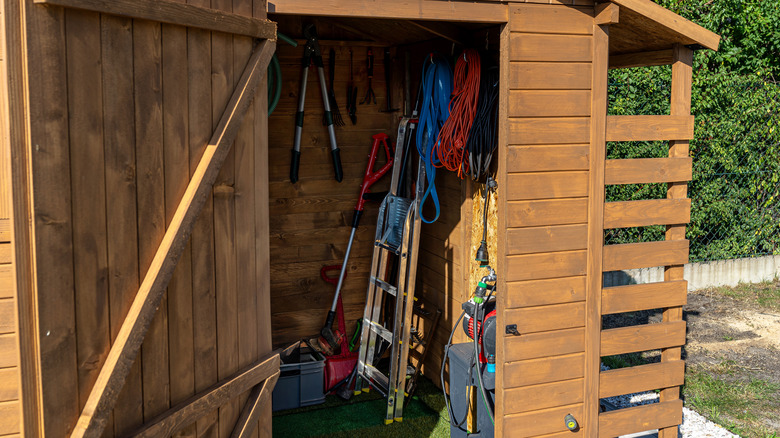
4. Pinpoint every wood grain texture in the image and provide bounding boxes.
[510,4,593,35]
[509,62,592,90]
[509,90,591,117]
[70,40,276,438]
[505,276,586,309]
[504,403,584,437]
[267,0,509,22]
[0,400,20,434]
[0,367,20,402]
[0,220,9,242]
[0,299,14,334]
[0,266,12,299]
[504,378,583,414]
[595,2,619,25]
[606,115,694,142]
[600,321,686,356]
[609,49,673,69]
[506,250,587,281]
[505,302,586,334]
[600,360,685,398]
[0,334,18,368]
[509,118,591,145]
[609,0,720,50]
[229,371,279,438]
[506,145,589,172]
[507,198,588,228]
[603,199,691,229]
[507,172,589,200]
[35,0,276,38]
[602,281,687,315]
[503,353,585,388]
[605,157,691,185]
[130,353,279,438]
[598,399,683,438]
[510,34,592,62]
[504,328,585,362]
[603,240,689,271]
[506,224,588,254]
